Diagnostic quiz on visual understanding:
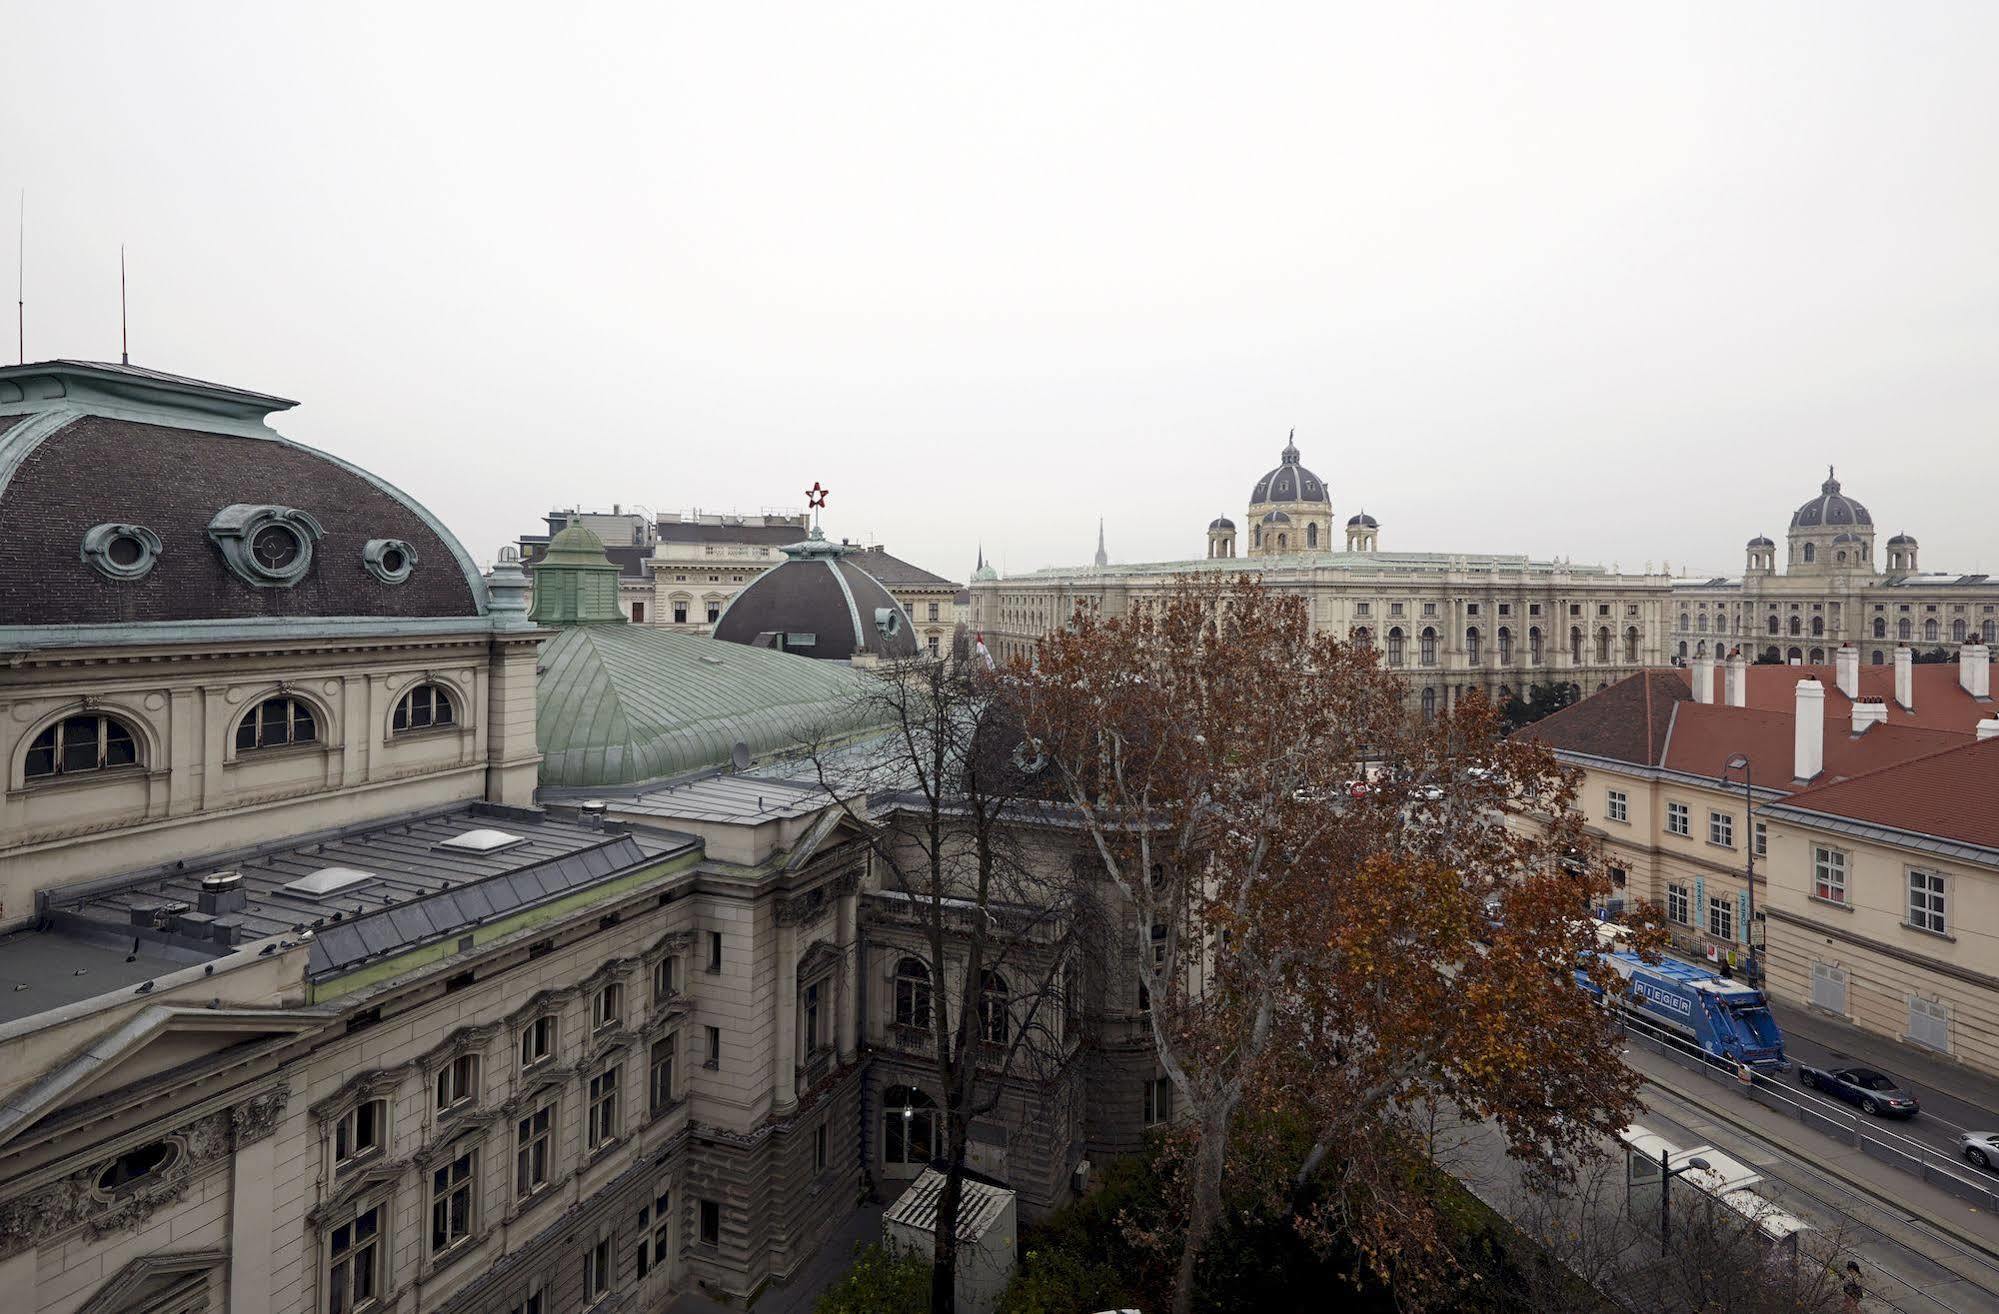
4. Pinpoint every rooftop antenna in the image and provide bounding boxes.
[119,244,129,365]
